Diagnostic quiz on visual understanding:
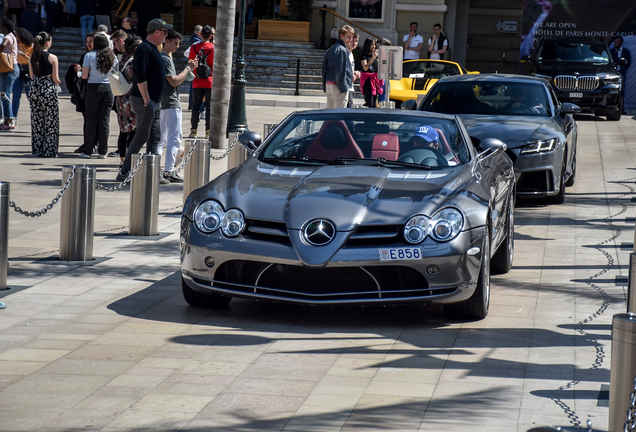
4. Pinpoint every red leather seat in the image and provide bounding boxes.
[371,132,399,161]
[304,121,364,160]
